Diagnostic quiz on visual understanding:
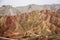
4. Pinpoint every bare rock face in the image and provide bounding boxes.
[0,5,60,40]
[0,10,60,40]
